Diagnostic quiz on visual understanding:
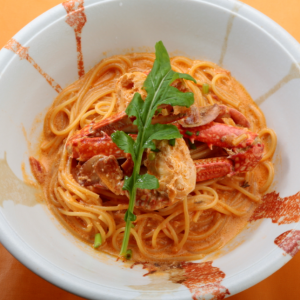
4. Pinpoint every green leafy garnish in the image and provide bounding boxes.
[169,138,176,146]
[188,140,197,150]
[202,83,209,94]
[94,233,102,248]
[148,152,156,161]
[111,41,196,259]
